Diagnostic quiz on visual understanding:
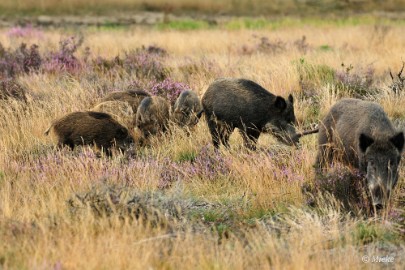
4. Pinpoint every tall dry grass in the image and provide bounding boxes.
[0,23,404,269]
